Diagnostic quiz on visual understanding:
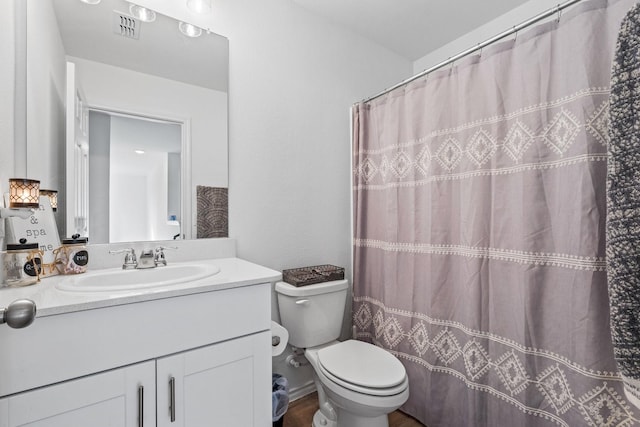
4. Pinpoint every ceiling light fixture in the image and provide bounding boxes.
[135,149,145,154]
[80,0,102,4]
[129,4,156,23]
[178,22,202,38]
[186,0,211,14]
